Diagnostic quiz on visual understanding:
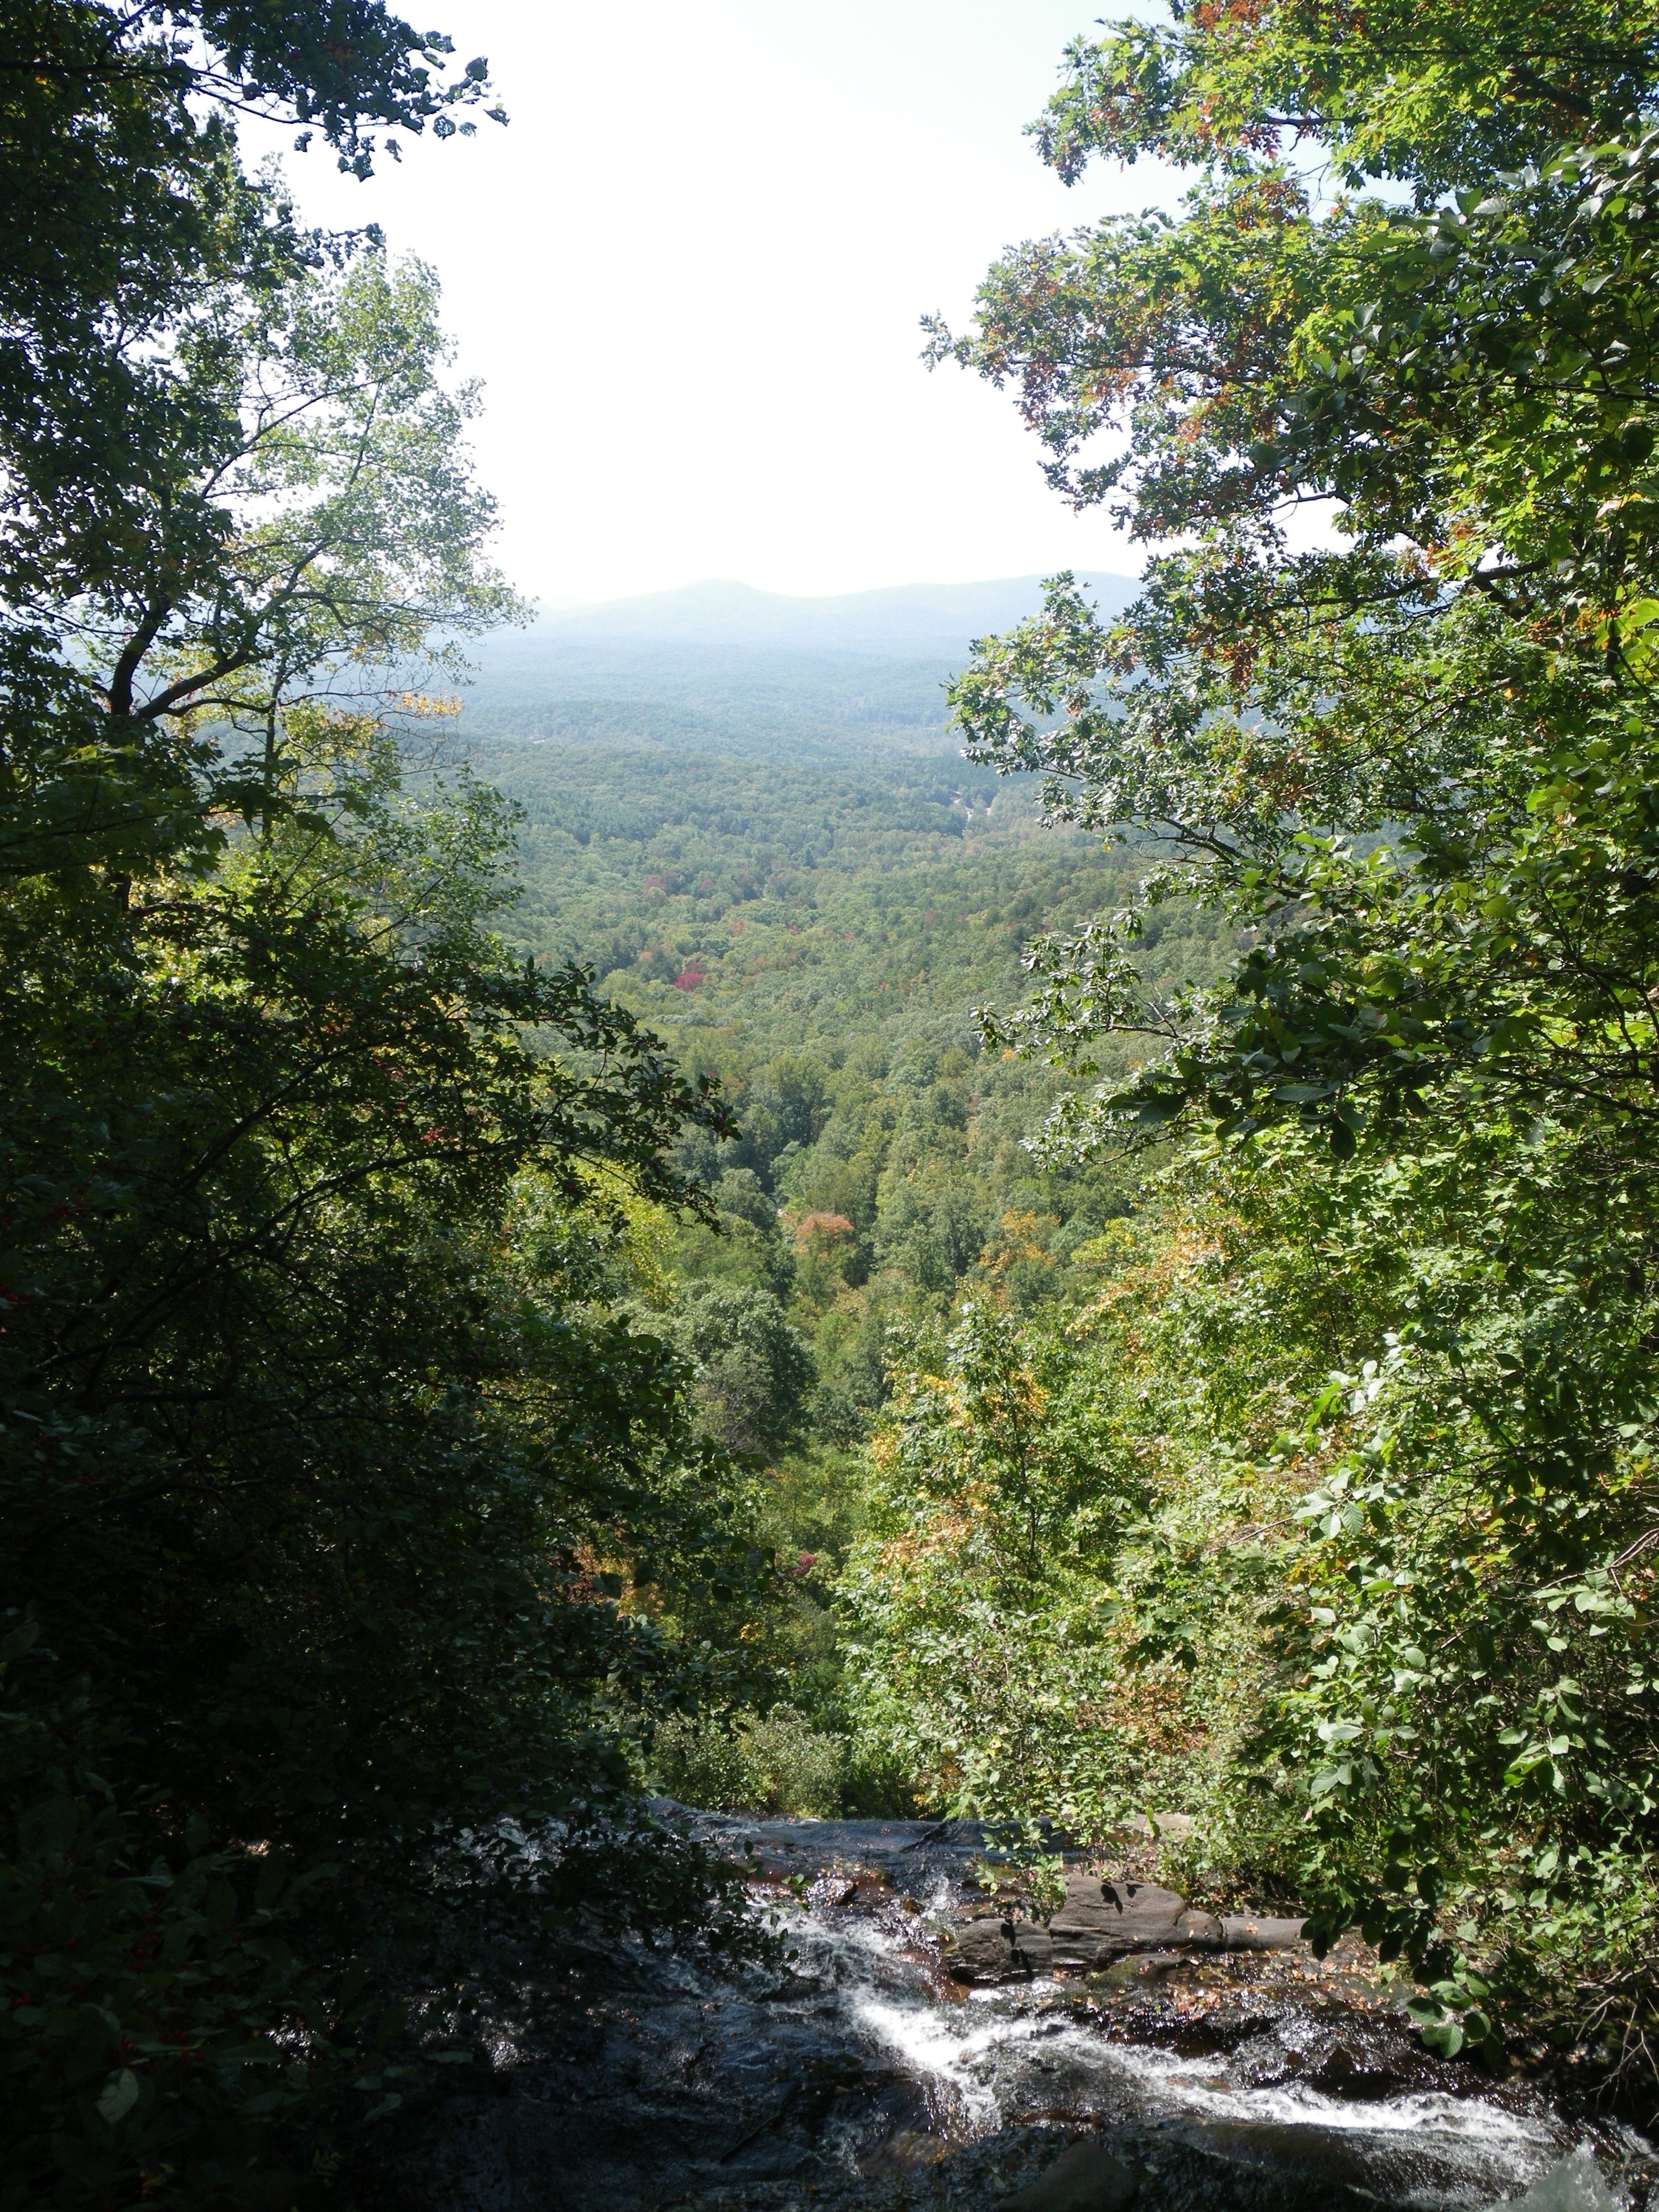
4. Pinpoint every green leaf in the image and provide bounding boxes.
[96,2069,139,2126]
[17,1795,77,1856]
